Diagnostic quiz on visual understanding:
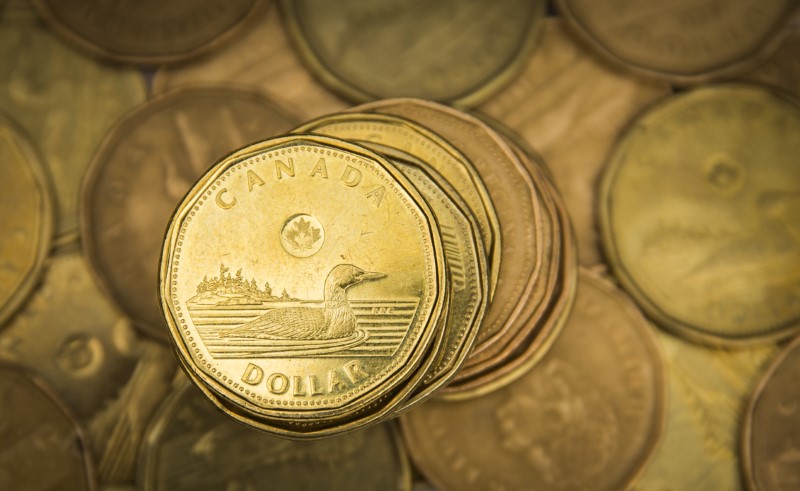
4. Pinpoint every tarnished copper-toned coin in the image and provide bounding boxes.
[31,0,266,65]
[153,3,348,120]
[402,269,664,491]
[633,331,776,491]
[354,99,547,363]
[280,0,546,105]
[139,378,411,490]
[0,361,94,490]
[159,134,446,436]
[82,86,300,341]
[294,112,501,298]
[0,111,53,328]
[479,19,670,266]
[742,336,800,491]
[740,28,800,98]
[0,252,176,485]
[556,0,798,83]
[600,85,800,346]
[0,0,145,245]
